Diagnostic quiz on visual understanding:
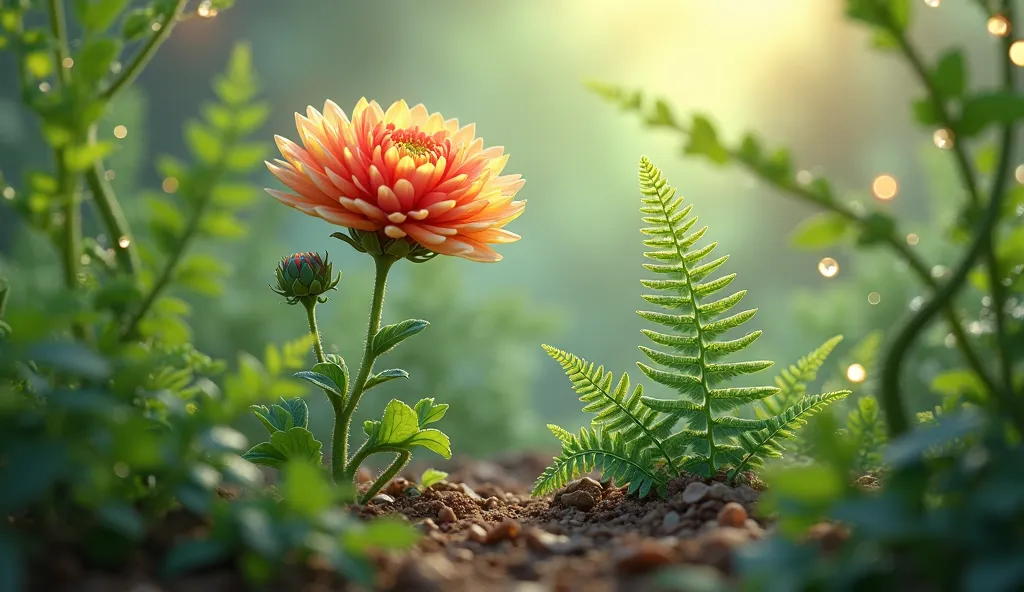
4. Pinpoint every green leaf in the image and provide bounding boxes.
[419,468,448,488]
[311,359,349,398]
[367,400,452,458]
[65,142,114,171]
[281,460,333,518]
[199,212,246,239]
[372,319,429,357]
[294,370,343,399]
[856,211,897,246]
[271,427,323,465]
[121,8,153,41]
[250,404,293,434]
[959,92,1024,138]
[932,50,965,100]
[24,51,52,79]
[911,97,940,126]
[406,430,452,458]
[76,38,121,87]
[790,212,850,249]
[76,0,129,33]
[162,539,232,578]
[241,442,286,468]
[413,397,448,427]
[278,397,309,430]
[364,368,409,390]
[184,121,223,165]
[97,502,144,540]
[931,369,986,403]
[684,115,729,164]
[226,143,266,171]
